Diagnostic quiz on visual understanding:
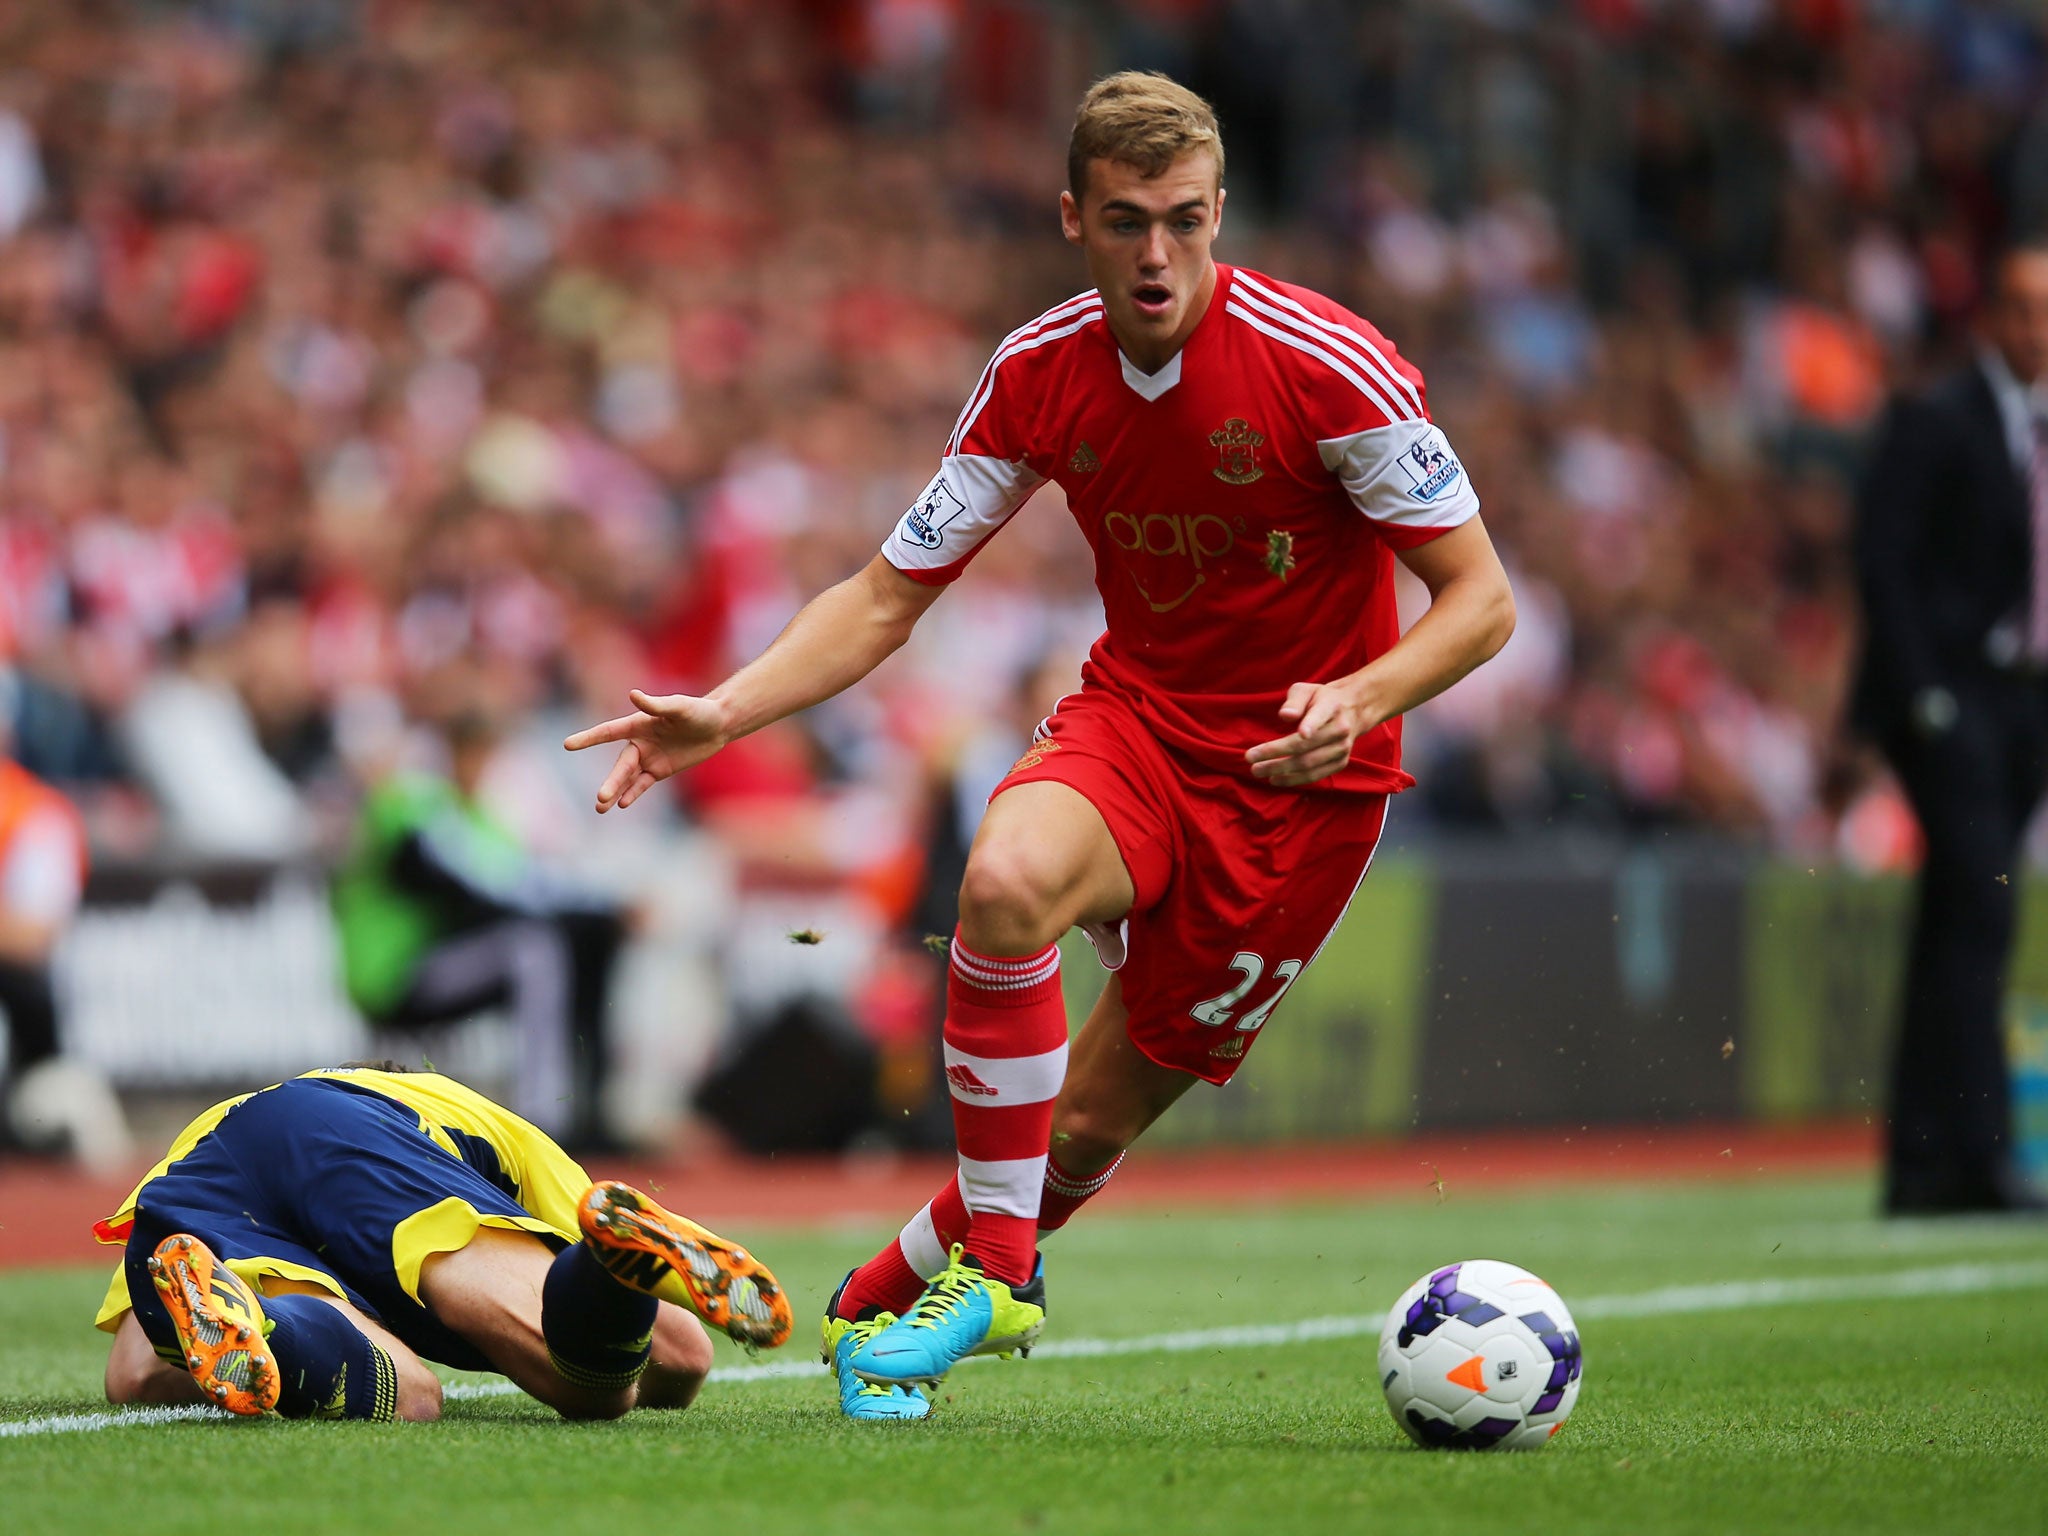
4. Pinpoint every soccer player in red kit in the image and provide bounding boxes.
[566,72,1515,1419]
